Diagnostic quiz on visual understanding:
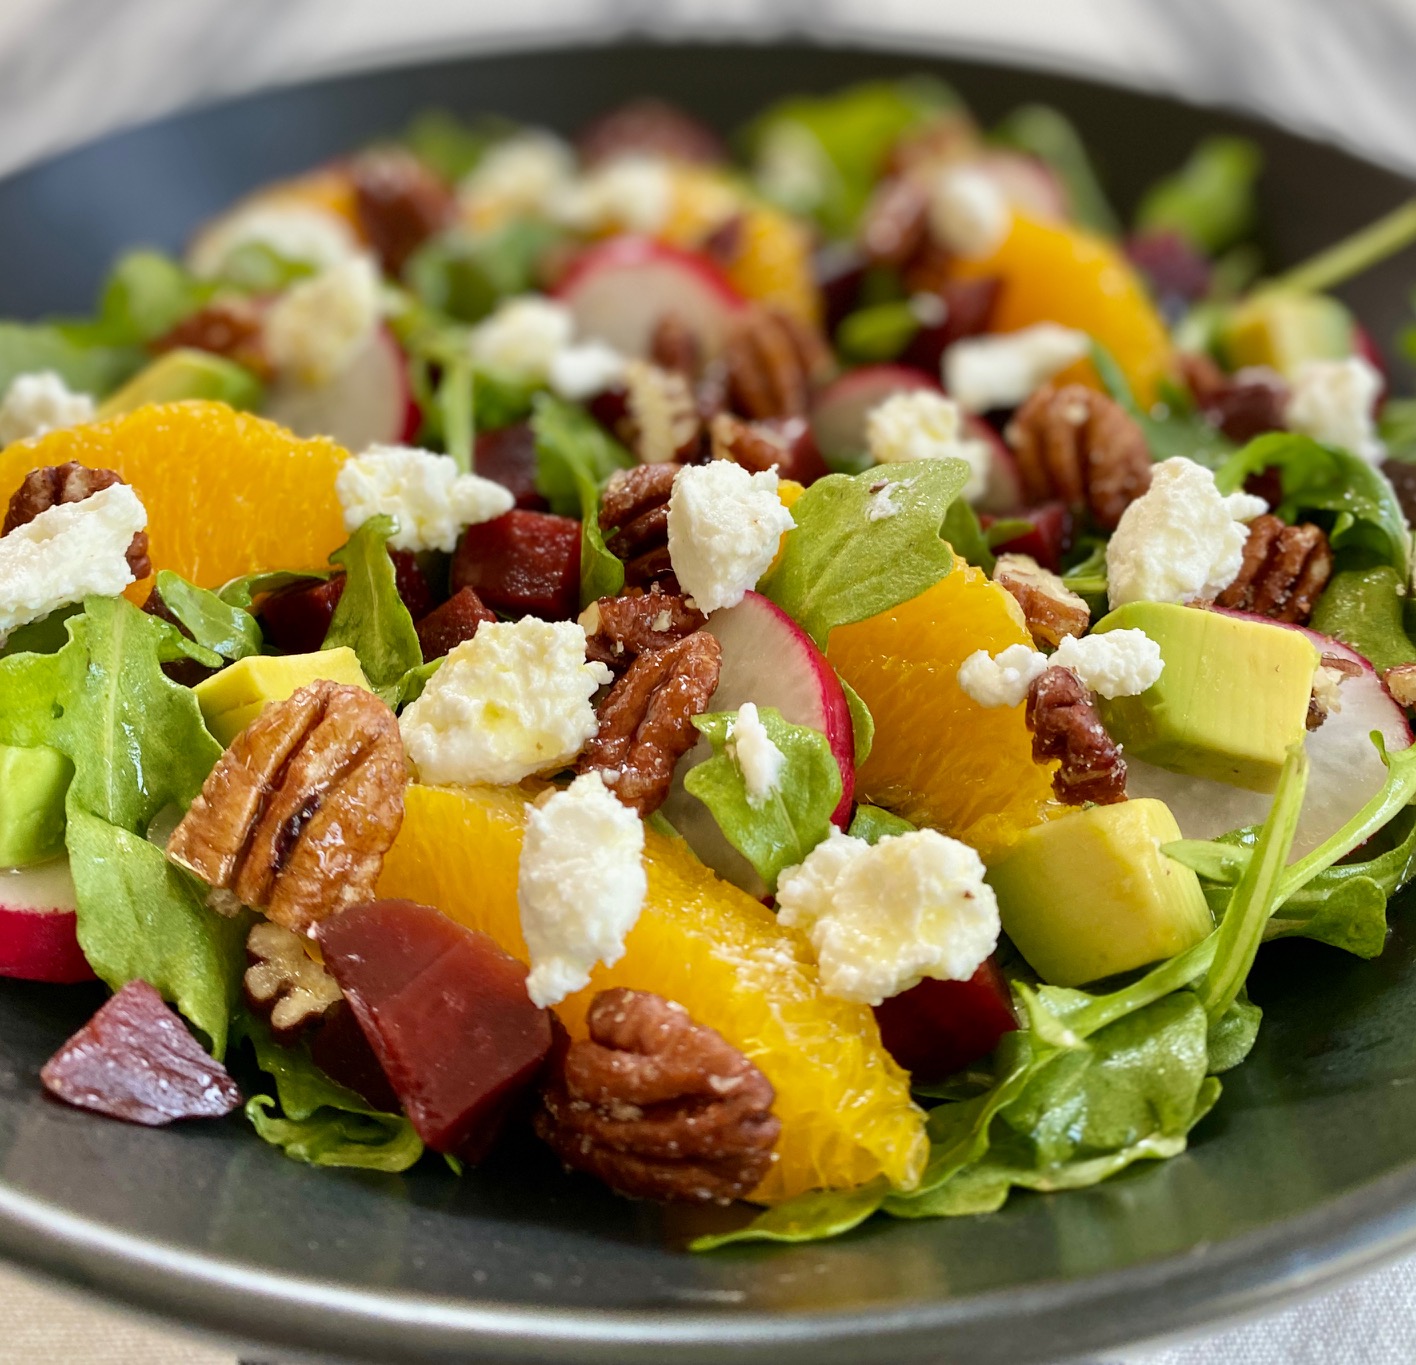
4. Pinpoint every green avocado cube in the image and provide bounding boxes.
[96,348,263,419]
[193,647,371,746]
[0,744,73,869]
[1094,602,1316,793]
[1219,291,1354,379]
[988,798,1213,987]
